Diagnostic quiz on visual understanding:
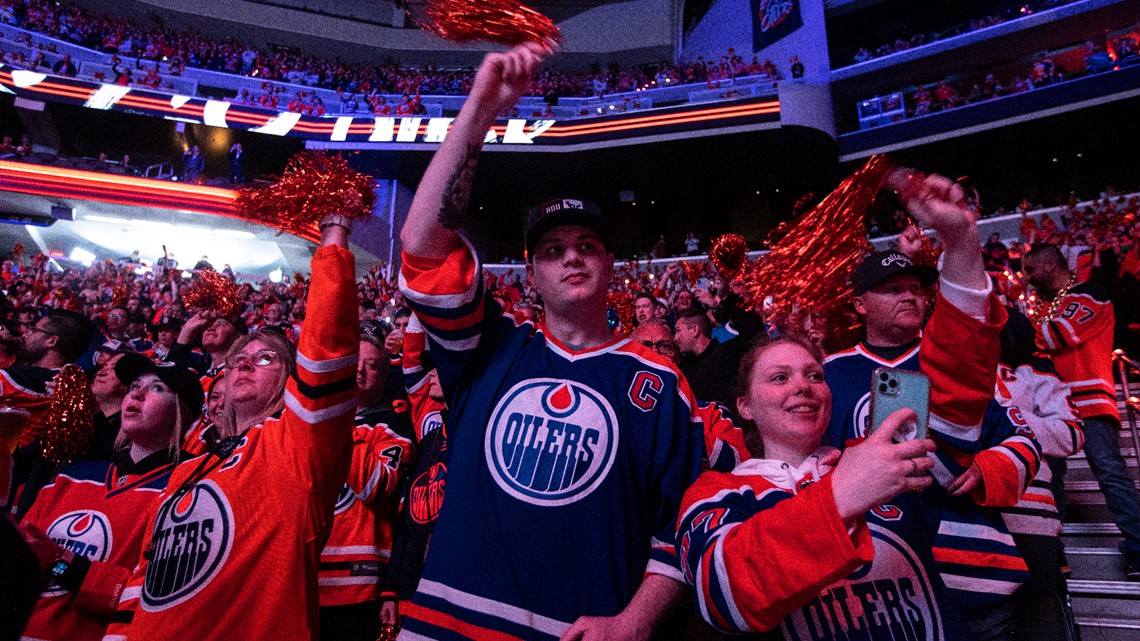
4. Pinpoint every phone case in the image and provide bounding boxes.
[868,367,930,442]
